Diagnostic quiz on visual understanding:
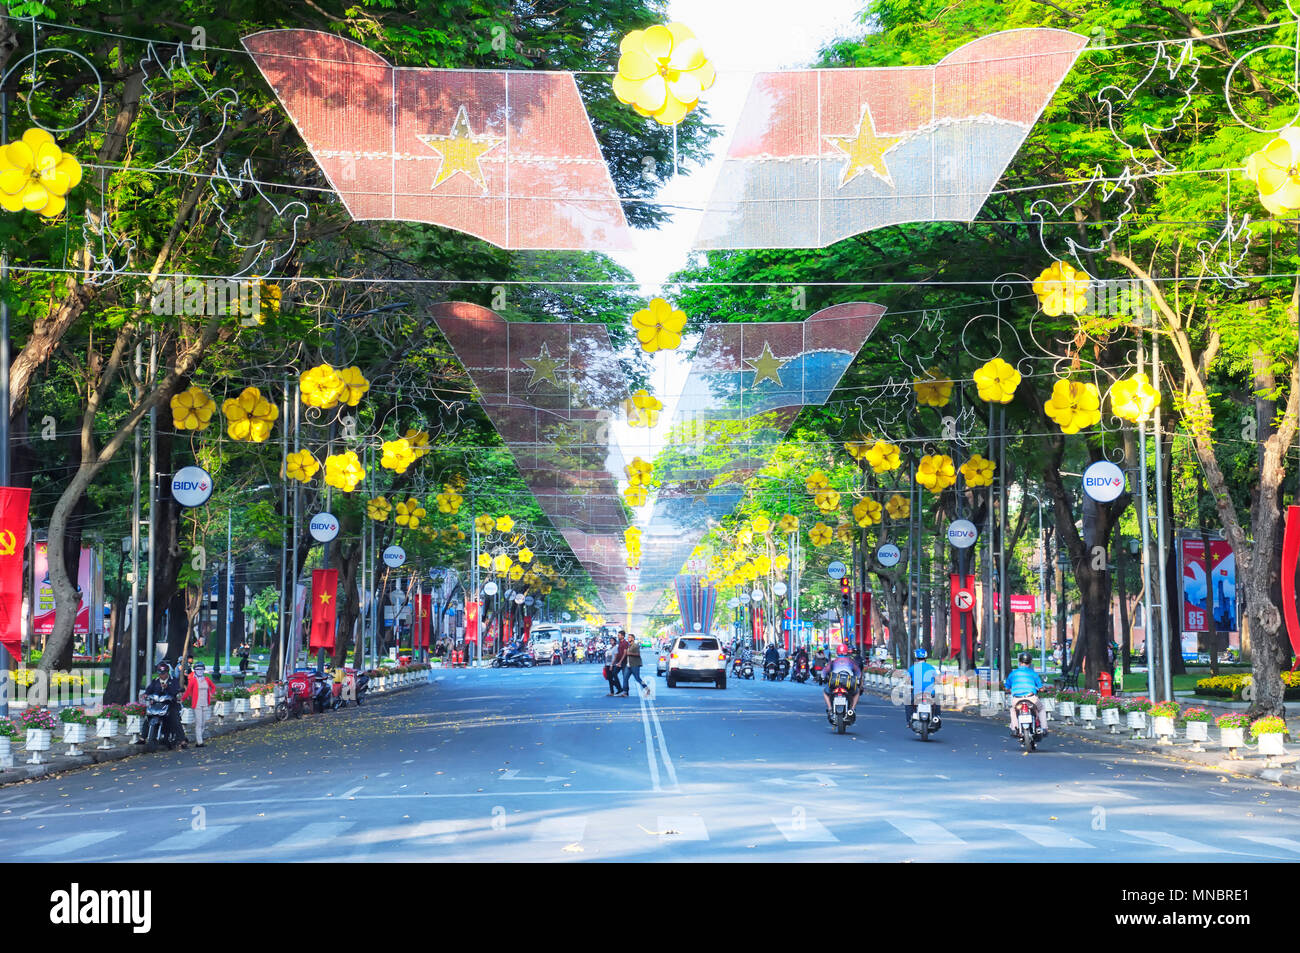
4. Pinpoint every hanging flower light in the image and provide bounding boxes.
[170,385,216,431]
[912,368,953,407]
[630,297,688,353]
[814,488,840,513]
[805,470,830,493]
[478,552,492,569]
[625,457,654,486]
[864,440,902,474]
[323,451,365,492]
[508,564,524,581]
[624,389,663,427]
[1108,372,1160,423]
[973,357,1022,404]
[367,496,391,522]
[435,485,464,514]
[777,513,799,534]
[517,547,534,564]
[474,515,495,535]
[751,515,771,535]
[299,364,347,409]
[222,386,279,442]
[624,485,648,507]
[835,522,856,544]
[915,454,956,494]
[844,439,870,463]
[612,22,716,126]
[337,366,370,406]
[885,493,910,520]
[0,128,82,217]
[380,438,418,474]
[1044,378,1102,434]
[753,554,772,575]
[404,428,432,459]
[496,515,515,533]
[852,497,883,527]
[285,449,320,483]
[960,454,996,488]
[774,553,790,572]
[1244,126,1300,215]
[395,497,426,528]
[1033,261,1090,316]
